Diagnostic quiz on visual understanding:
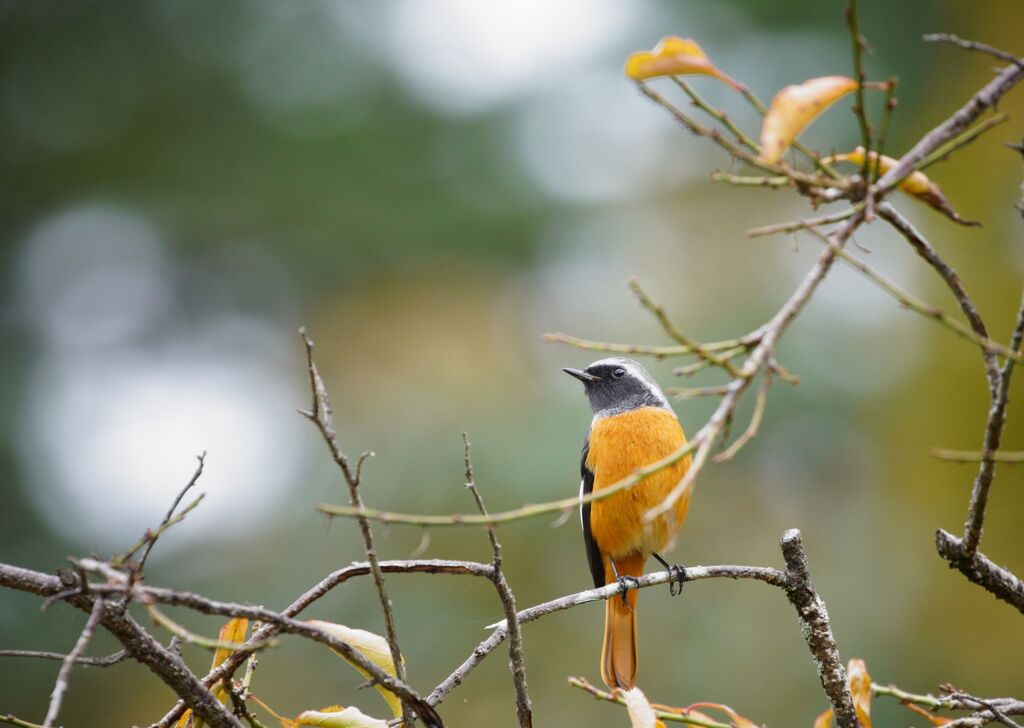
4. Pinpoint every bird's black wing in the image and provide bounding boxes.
[580,434,604,589]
